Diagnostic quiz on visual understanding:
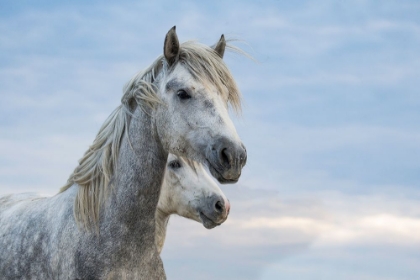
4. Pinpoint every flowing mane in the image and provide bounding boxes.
[59,40,243,229]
